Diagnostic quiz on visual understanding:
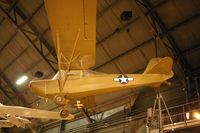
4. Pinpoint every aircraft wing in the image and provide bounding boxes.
[0,104,74,120]
[0,120,14,128]
[45,0,96,70]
